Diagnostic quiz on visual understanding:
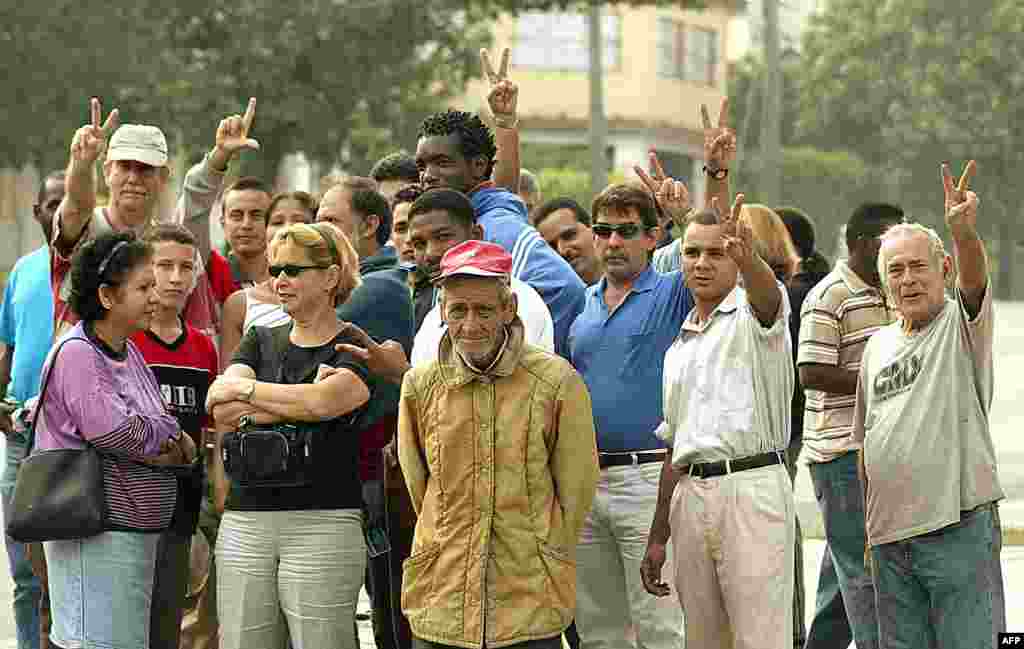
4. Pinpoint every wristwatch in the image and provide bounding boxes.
[703,165,729,180]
